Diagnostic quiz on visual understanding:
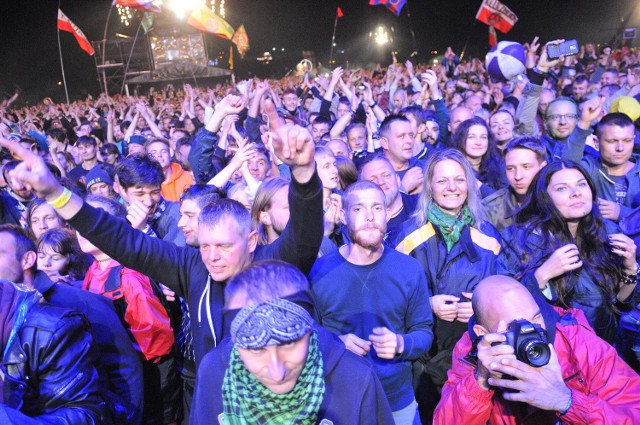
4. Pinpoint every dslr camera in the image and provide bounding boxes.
[491,319,550,367]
